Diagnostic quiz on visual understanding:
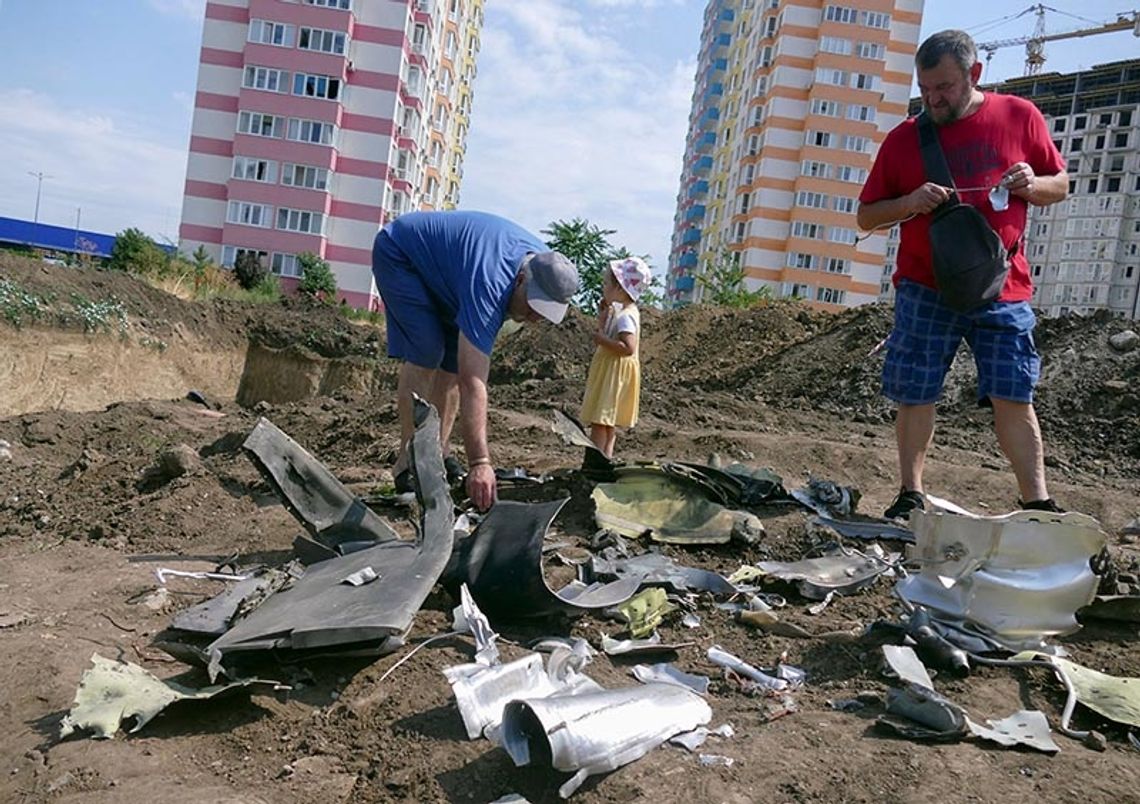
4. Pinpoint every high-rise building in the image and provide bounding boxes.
[178,0,484,308]
[881,59,1140,320]
[667,0,923,310]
